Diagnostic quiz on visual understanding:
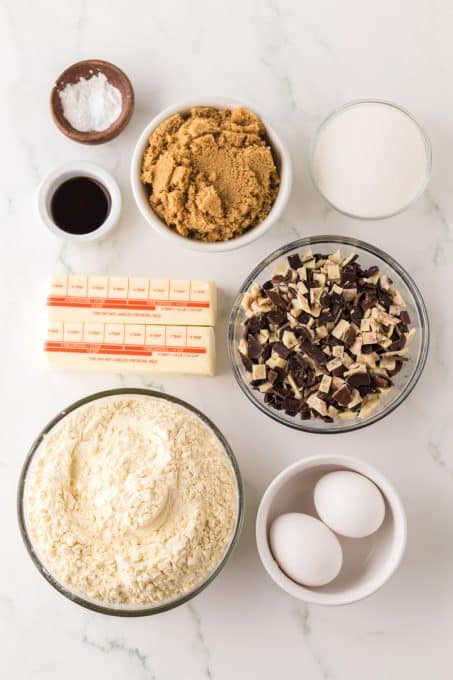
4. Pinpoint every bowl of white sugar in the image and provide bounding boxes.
[310,99,431,220]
